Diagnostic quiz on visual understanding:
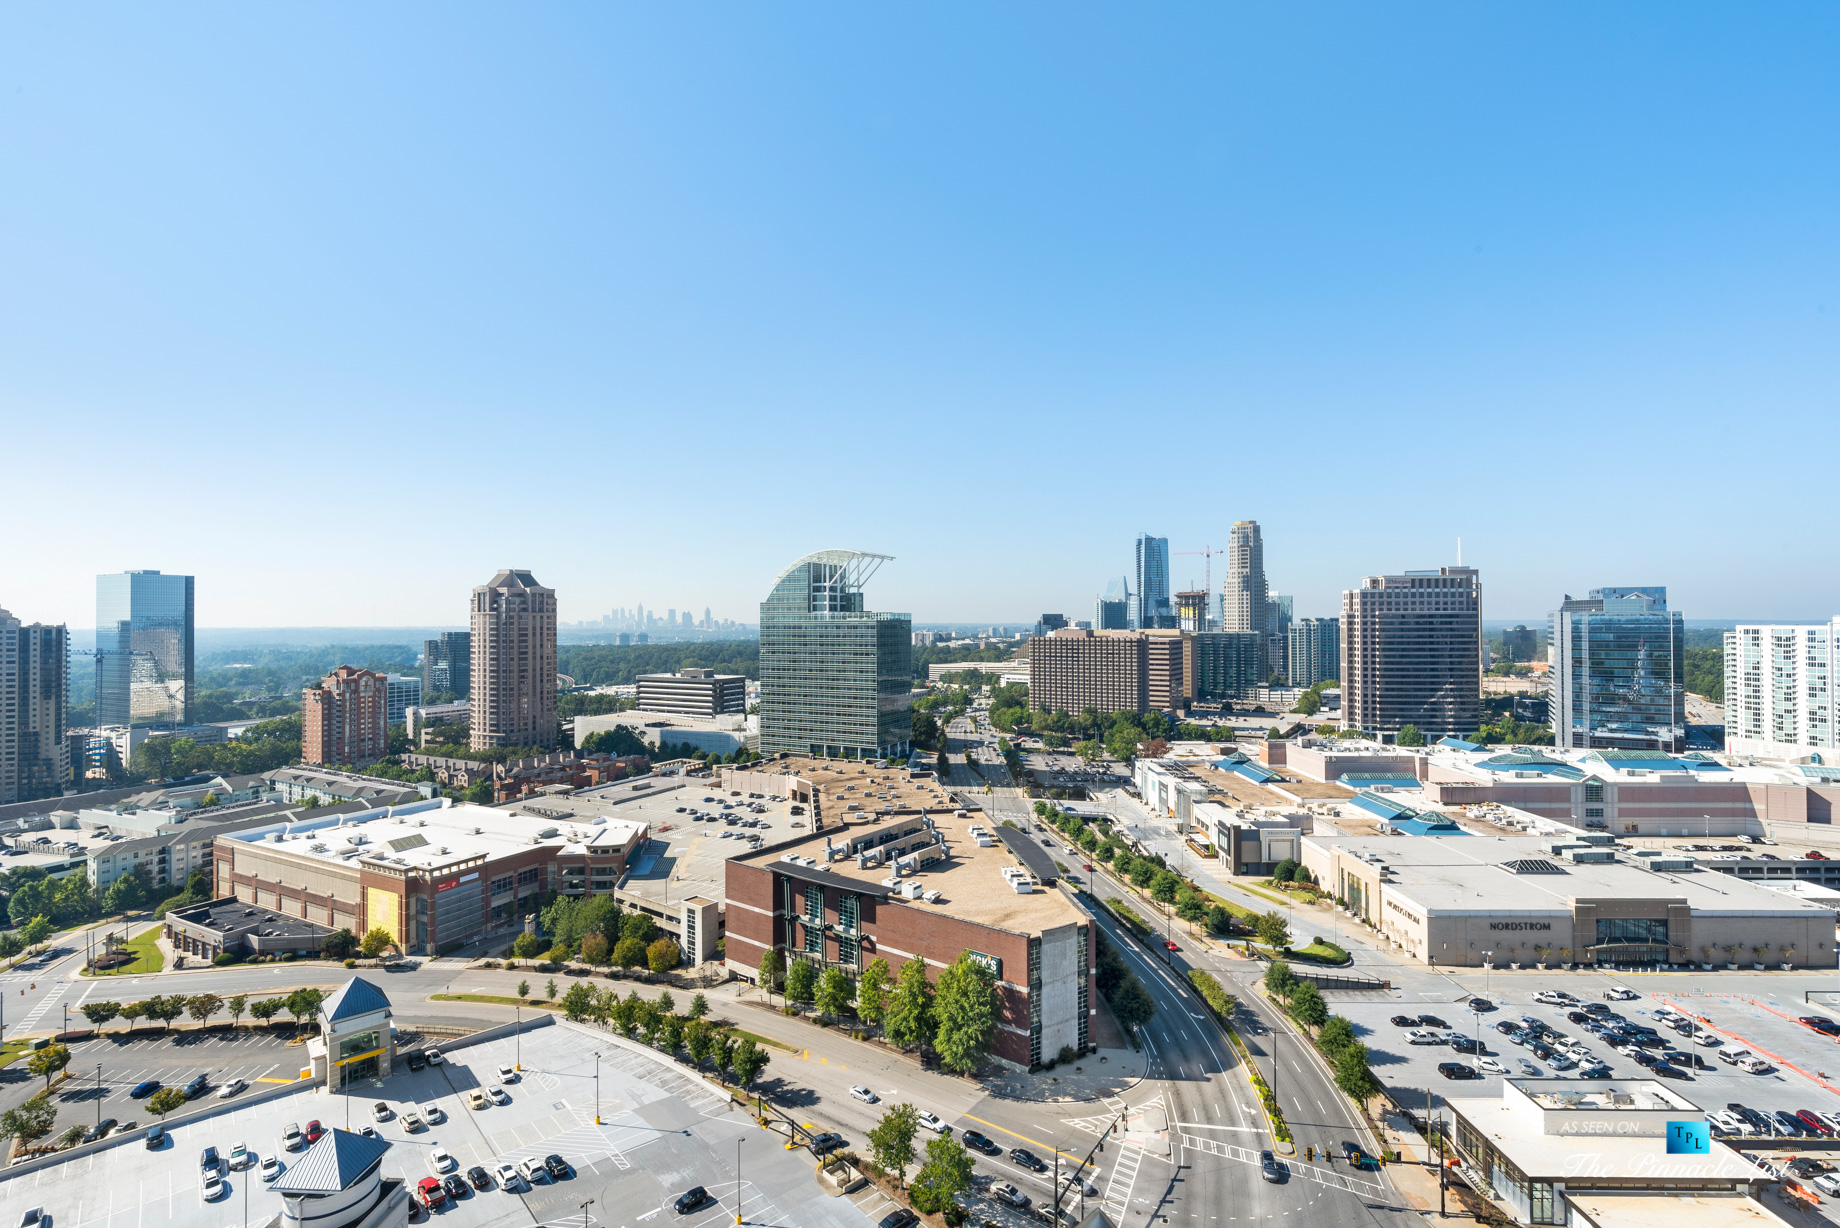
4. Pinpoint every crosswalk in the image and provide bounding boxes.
[1101,1138,1145,1221]
[1178,1132,1387,1199]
